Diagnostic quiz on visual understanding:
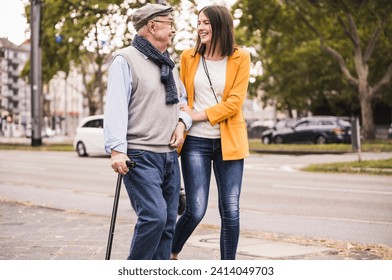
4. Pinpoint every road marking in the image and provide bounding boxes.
[245,164,299,172]
[242,208,392,226]
[272,184,392,196]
